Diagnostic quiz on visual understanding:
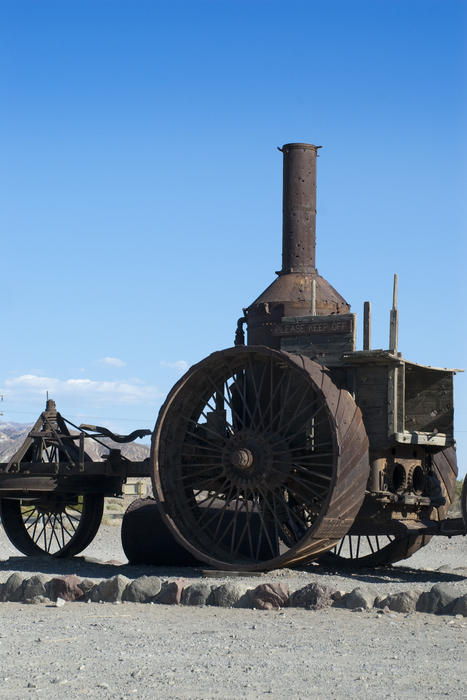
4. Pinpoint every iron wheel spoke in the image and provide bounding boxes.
[63,510,78,534]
